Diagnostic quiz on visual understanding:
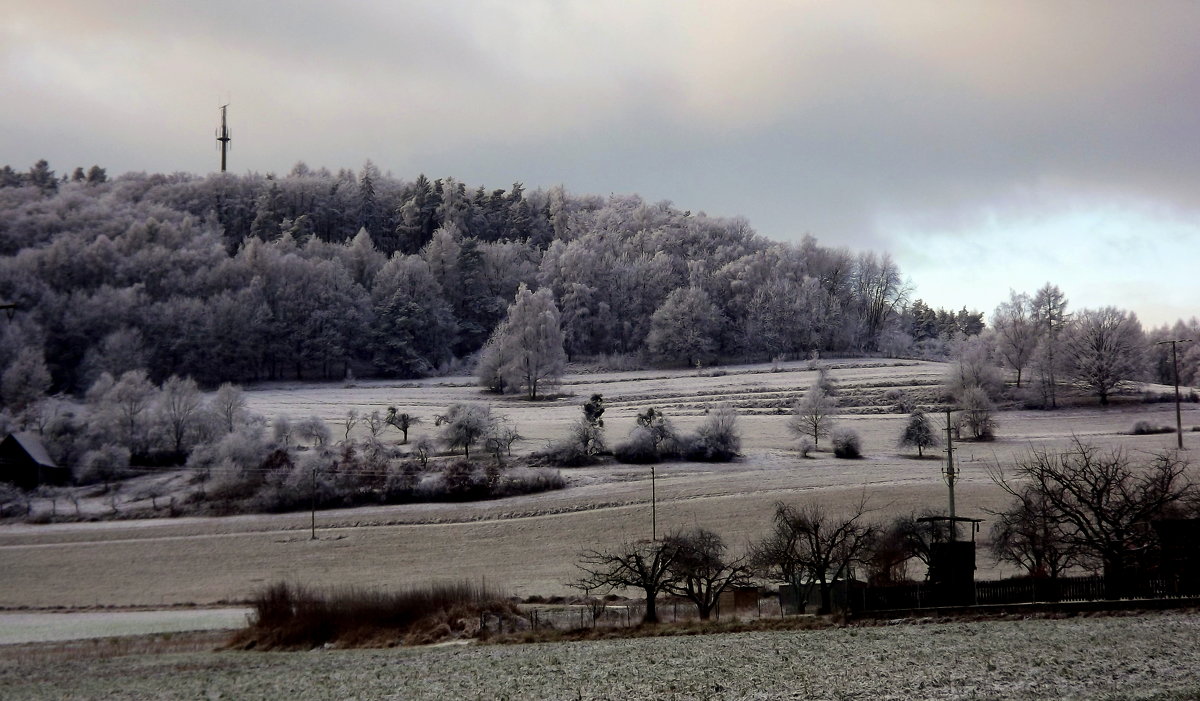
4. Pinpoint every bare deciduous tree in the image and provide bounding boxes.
[788,383,835,450]
[157,375,203,454]
[1065,306,1147,405]
[988,439,1193,592]
[751,498,877,615]
[384,407,420,444]
[992,290,1039,388]
[210,383,247,435]
[989,486,1081,579]
[664,528,752,620]
[574,539,681,624]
